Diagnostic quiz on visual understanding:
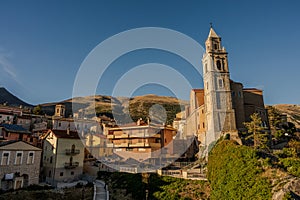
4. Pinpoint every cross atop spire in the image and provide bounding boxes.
[210,22,213,28]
